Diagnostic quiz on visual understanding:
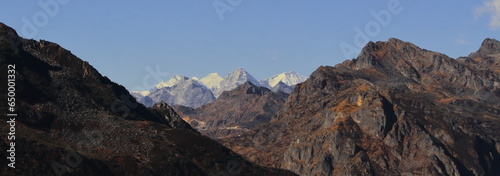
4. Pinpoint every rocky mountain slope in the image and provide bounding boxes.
[0,22,296,176]
[174,82,289,139]
[222,38,500,176]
